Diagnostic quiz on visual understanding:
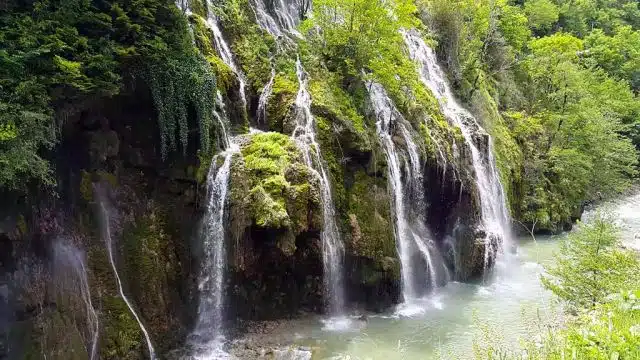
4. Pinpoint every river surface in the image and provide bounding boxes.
[234,194,640,360]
